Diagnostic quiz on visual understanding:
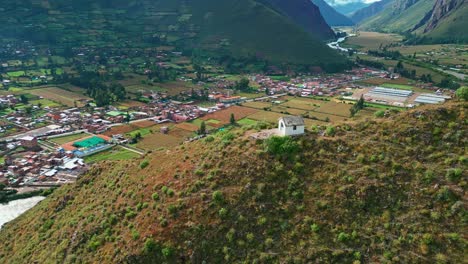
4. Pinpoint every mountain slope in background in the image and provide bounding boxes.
[0,103,466,263]
[311,0,355,26]
[358,0,436,32]
[332,2,371,15]
[350,0,393,23]
[0,0,343,65]
[259,0,336,39]
[412,0,468,43]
